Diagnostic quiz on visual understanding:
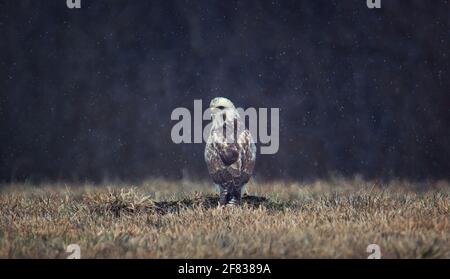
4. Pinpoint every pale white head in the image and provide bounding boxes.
[209,97,239,128]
